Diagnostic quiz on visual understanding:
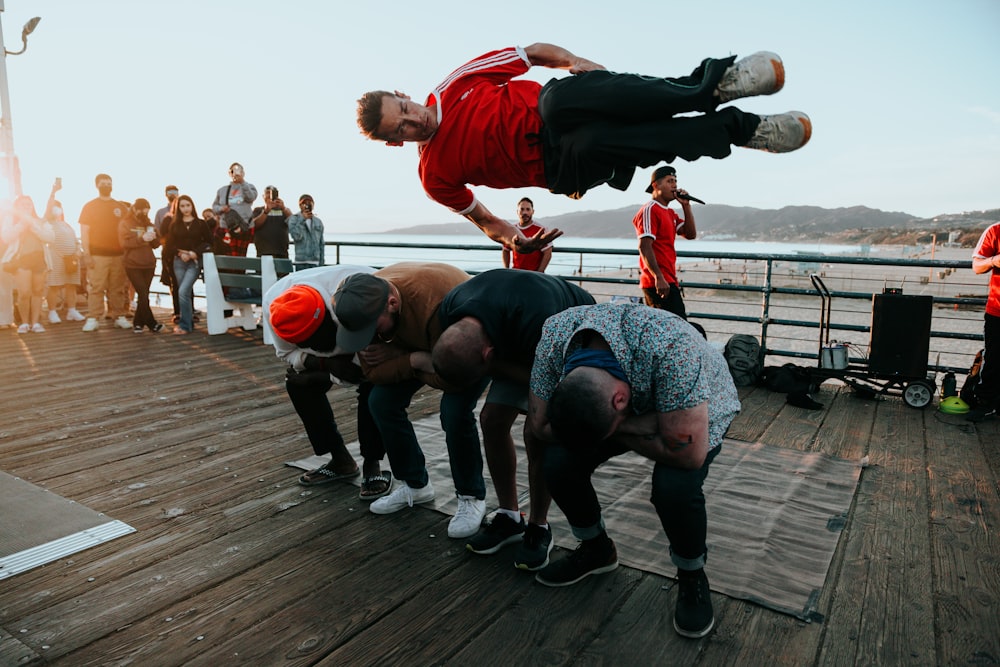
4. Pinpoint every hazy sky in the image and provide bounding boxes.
[3,0,998,233]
